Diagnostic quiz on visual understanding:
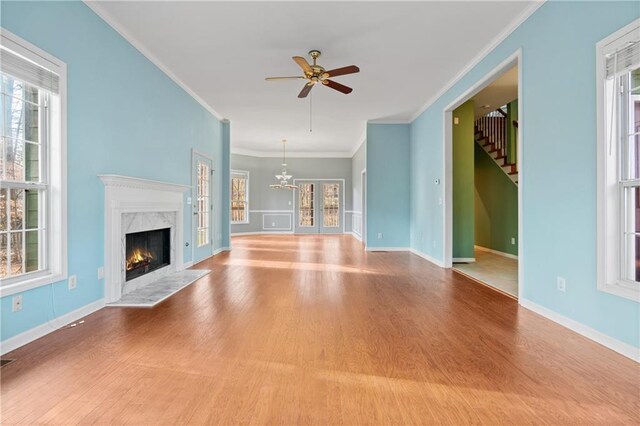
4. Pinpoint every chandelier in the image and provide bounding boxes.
[270,139,298,190]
